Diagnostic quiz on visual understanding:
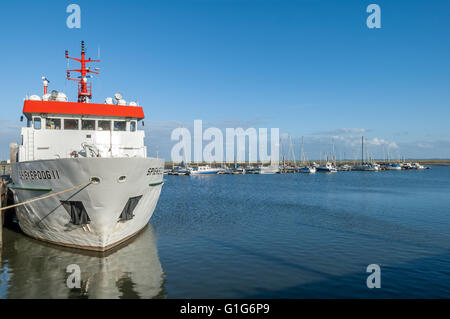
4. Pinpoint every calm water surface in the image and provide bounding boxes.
[1,166,450,298]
